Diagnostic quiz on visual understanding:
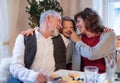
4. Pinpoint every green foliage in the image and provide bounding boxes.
[26,0,63,28]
